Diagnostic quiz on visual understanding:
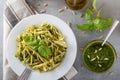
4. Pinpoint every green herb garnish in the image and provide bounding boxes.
[77,0,113,31]
[23,36,52,58]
